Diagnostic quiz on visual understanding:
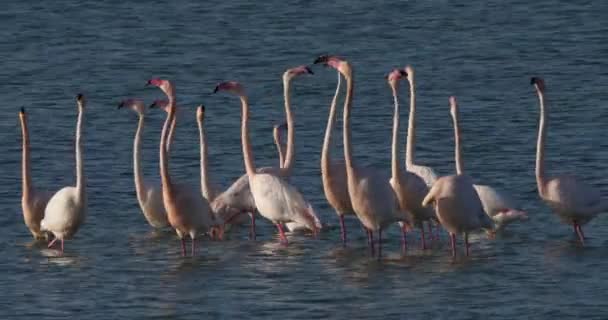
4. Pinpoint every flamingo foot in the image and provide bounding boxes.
[377,228,383,261]
[450,233,457,257]
[48,237,58,249]
[420,226,427,250]
[339,215,347,246]
[367,229,375,257]
[276,223,288,246]
[180,238,187,257]
[401,226,408,254]
[464,233,470,256]
[574,223,585,245]
[250,212,256,240]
